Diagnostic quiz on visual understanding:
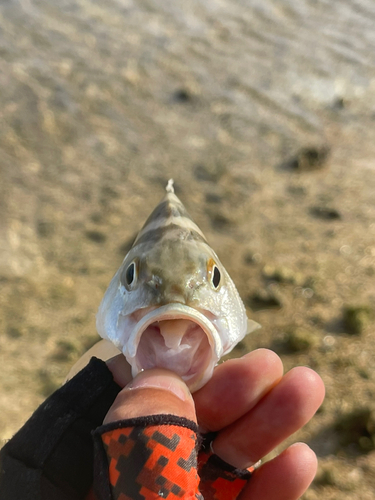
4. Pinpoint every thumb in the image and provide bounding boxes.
[103,368,197,424]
